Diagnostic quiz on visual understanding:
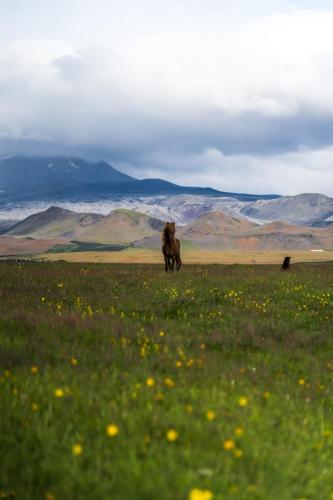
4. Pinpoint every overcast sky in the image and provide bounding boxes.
[1,0,333,195]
